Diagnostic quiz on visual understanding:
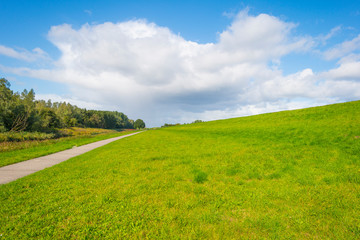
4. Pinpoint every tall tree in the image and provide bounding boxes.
[134,119,146,129]
[0,78,13,132]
